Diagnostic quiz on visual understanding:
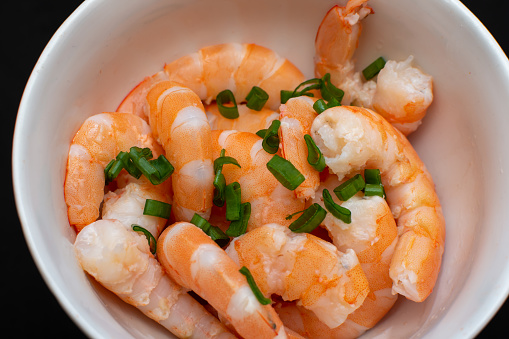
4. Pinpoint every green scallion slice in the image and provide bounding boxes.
[132,224,157,254]
[239,266,272,305]
[216,90,239,119]
[362,57,386,80]
[129,147,174,185]
[213,171,227,207]
[364,169,382,185]
[289,203,327,233]
[190,213,230,247]
[313,99,328,114]
[214,155,241,173]
[226,202,251,237]
[225,182,242,221]
[262,120,281,154]
[323,189,351,224]
[256,129,267,138]
[245,86,269,111]
[364,183,386,198]
[333,174,366,201]
[143,199,172,219]
[304,134,326,172]
[280,78,322,104]
[320,73,344,104]
[104,159,124,184]
[266,155,305,191]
